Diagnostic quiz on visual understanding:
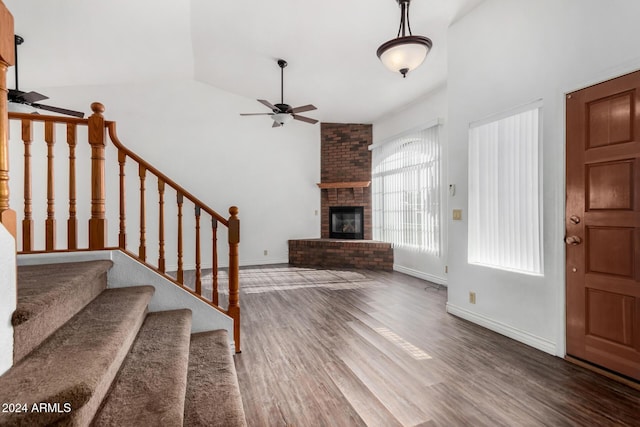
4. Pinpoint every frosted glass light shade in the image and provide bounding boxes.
[7,103,35,114]
[377,35,432,77]
[272,112,293,125]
